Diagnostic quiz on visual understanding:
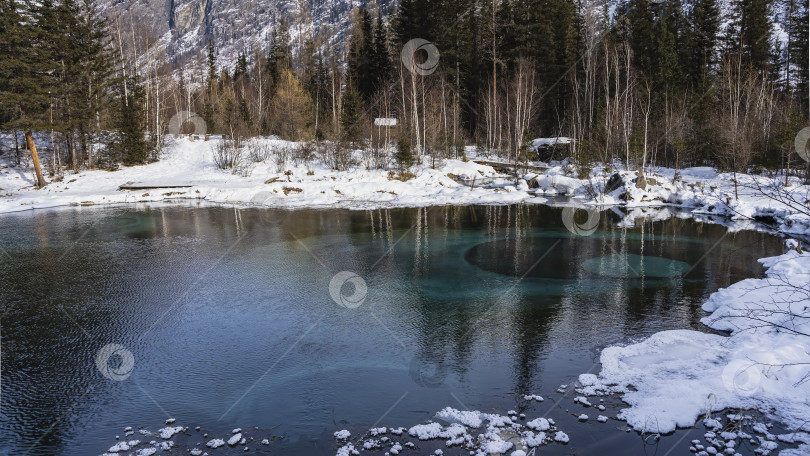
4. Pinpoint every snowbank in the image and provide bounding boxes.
[2,137,809,240]
[577,249,810,436]
[0,137,531,214]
